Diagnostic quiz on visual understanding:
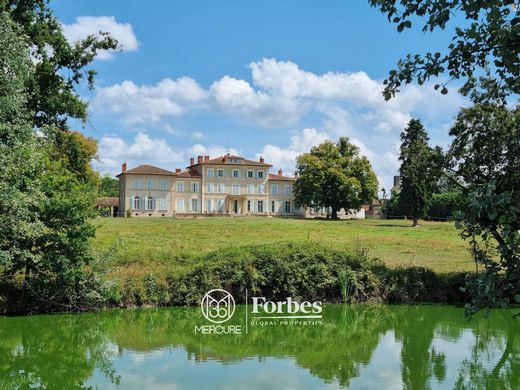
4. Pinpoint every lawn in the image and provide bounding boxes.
[92,217,474,273]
